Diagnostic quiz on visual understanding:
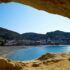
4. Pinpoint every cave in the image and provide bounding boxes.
[0,0,70,18]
